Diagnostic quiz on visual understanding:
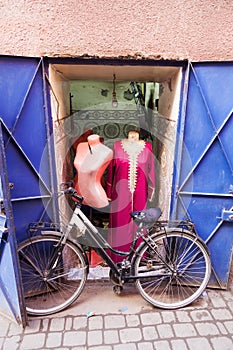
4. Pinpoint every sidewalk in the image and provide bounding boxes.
[0,279,233,350]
